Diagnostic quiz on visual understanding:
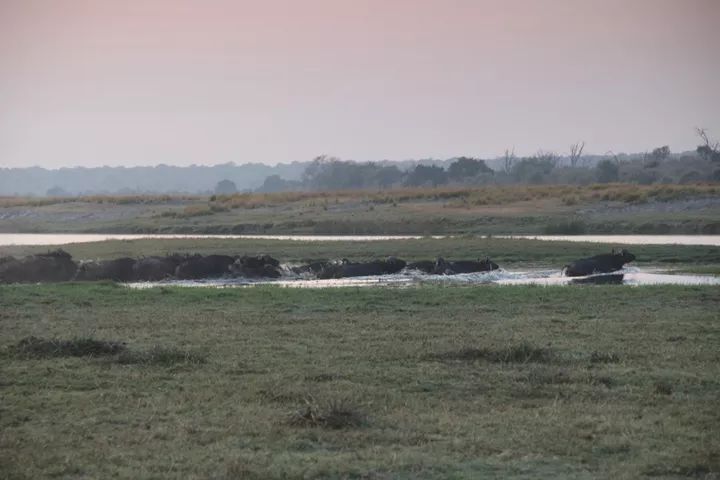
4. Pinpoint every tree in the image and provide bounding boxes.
[374,165,404,189]
[533,150,559,166]
[569,142,585,168]
[214,179,238,195]
[696,128,720,162]
[503,147,515,173]
[405,165,448,187]
[257,175,301,193]
[595,159,619,183]
[650,145,670,162]
[511,157,556,184]
[447,157,493,181]
[46,186,70,197]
